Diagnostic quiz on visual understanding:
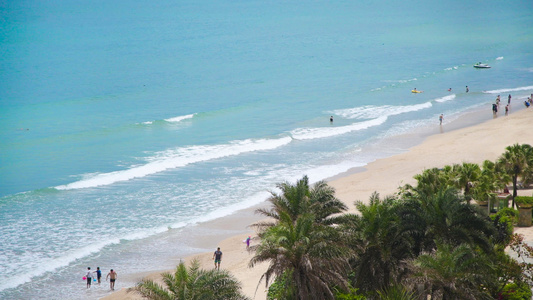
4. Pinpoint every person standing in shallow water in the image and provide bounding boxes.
[213,247,223,270]
[86,267,92,288]
[106,269,117,290]
[94,267,102,284]
[508,94,512,104]
[465,86,469,93]
[439,114,443,125]
[330,116,333,123]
